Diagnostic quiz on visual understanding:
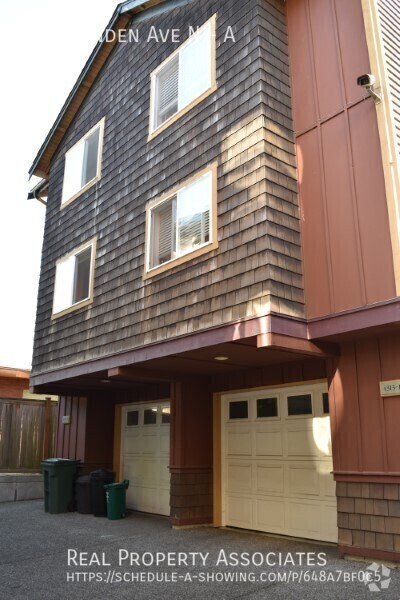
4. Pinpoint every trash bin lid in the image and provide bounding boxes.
[104,480,129,490]
[76,475,91,484]
[90,469,115,480]
[41,458,81,465]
